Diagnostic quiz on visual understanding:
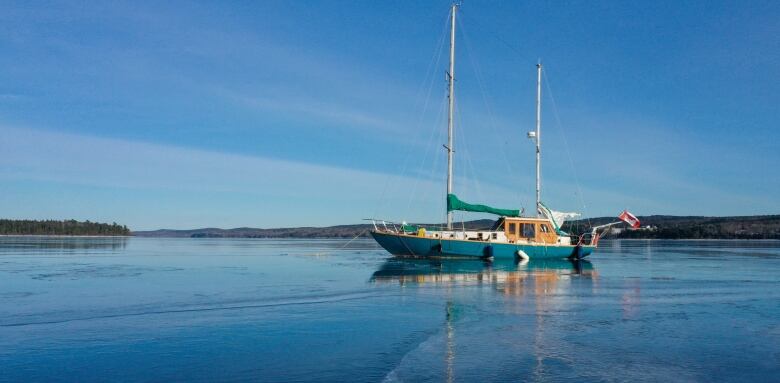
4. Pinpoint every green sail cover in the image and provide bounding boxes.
[446,194,521,217]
